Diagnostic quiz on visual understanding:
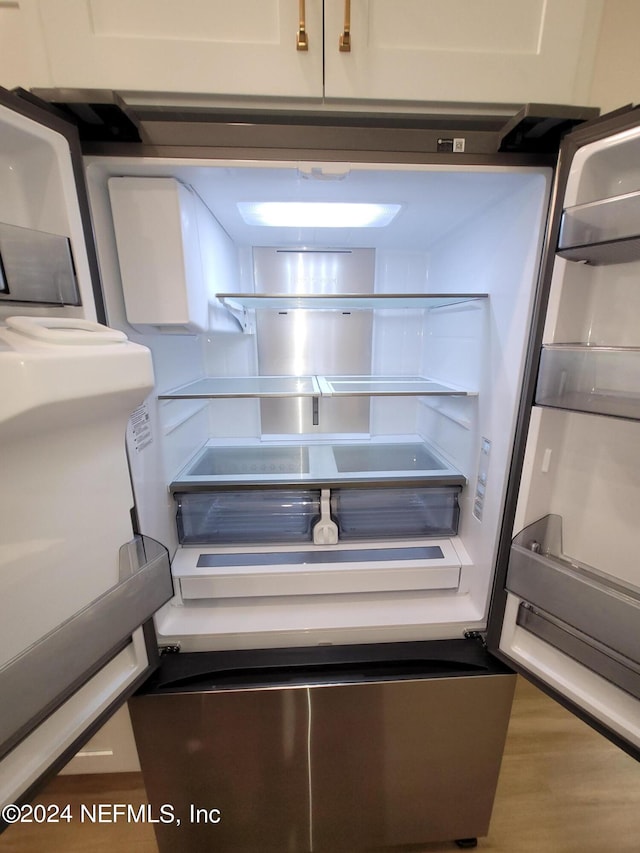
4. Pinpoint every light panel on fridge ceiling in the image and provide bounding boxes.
[237,201,402,228]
